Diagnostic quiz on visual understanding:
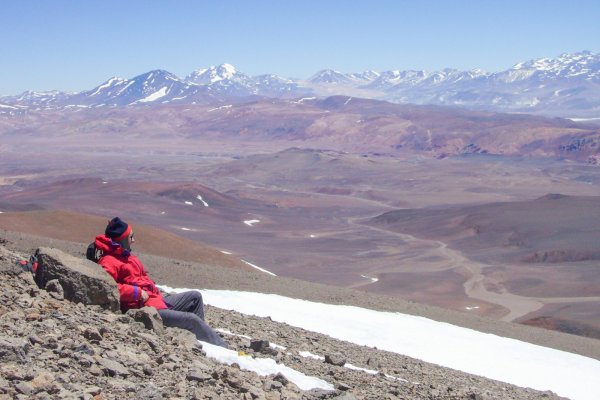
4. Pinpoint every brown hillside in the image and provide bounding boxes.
[0,209,253,271]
